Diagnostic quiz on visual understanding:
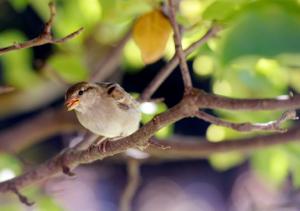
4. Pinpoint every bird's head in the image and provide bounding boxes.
[64,82,99,112]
